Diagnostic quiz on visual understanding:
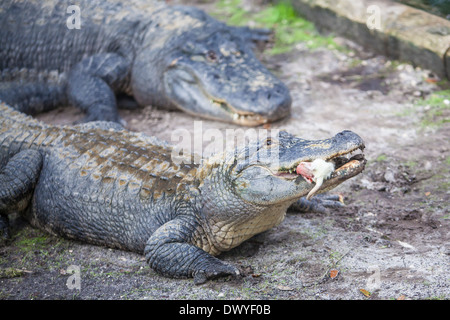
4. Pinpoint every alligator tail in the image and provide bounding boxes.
[0,82,67,115]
